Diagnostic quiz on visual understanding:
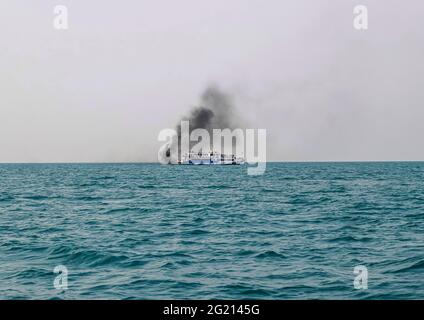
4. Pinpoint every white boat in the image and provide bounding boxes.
[179,151,244,165]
